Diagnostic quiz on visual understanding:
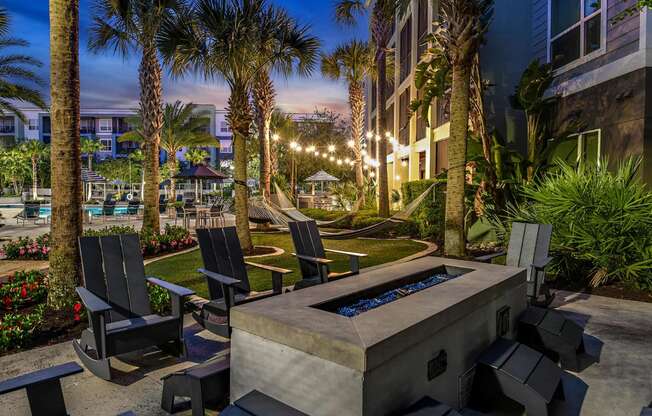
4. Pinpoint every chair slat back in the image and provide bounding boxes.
[25,204,40,218]
[289,220,326,279]
[197,227,250,300]
[506,222,552,297]
[79,234,151,323]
